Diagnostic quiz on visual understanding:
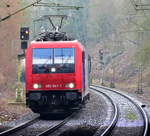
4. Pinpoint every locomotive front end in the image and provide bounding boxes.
[25,42,83,113]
